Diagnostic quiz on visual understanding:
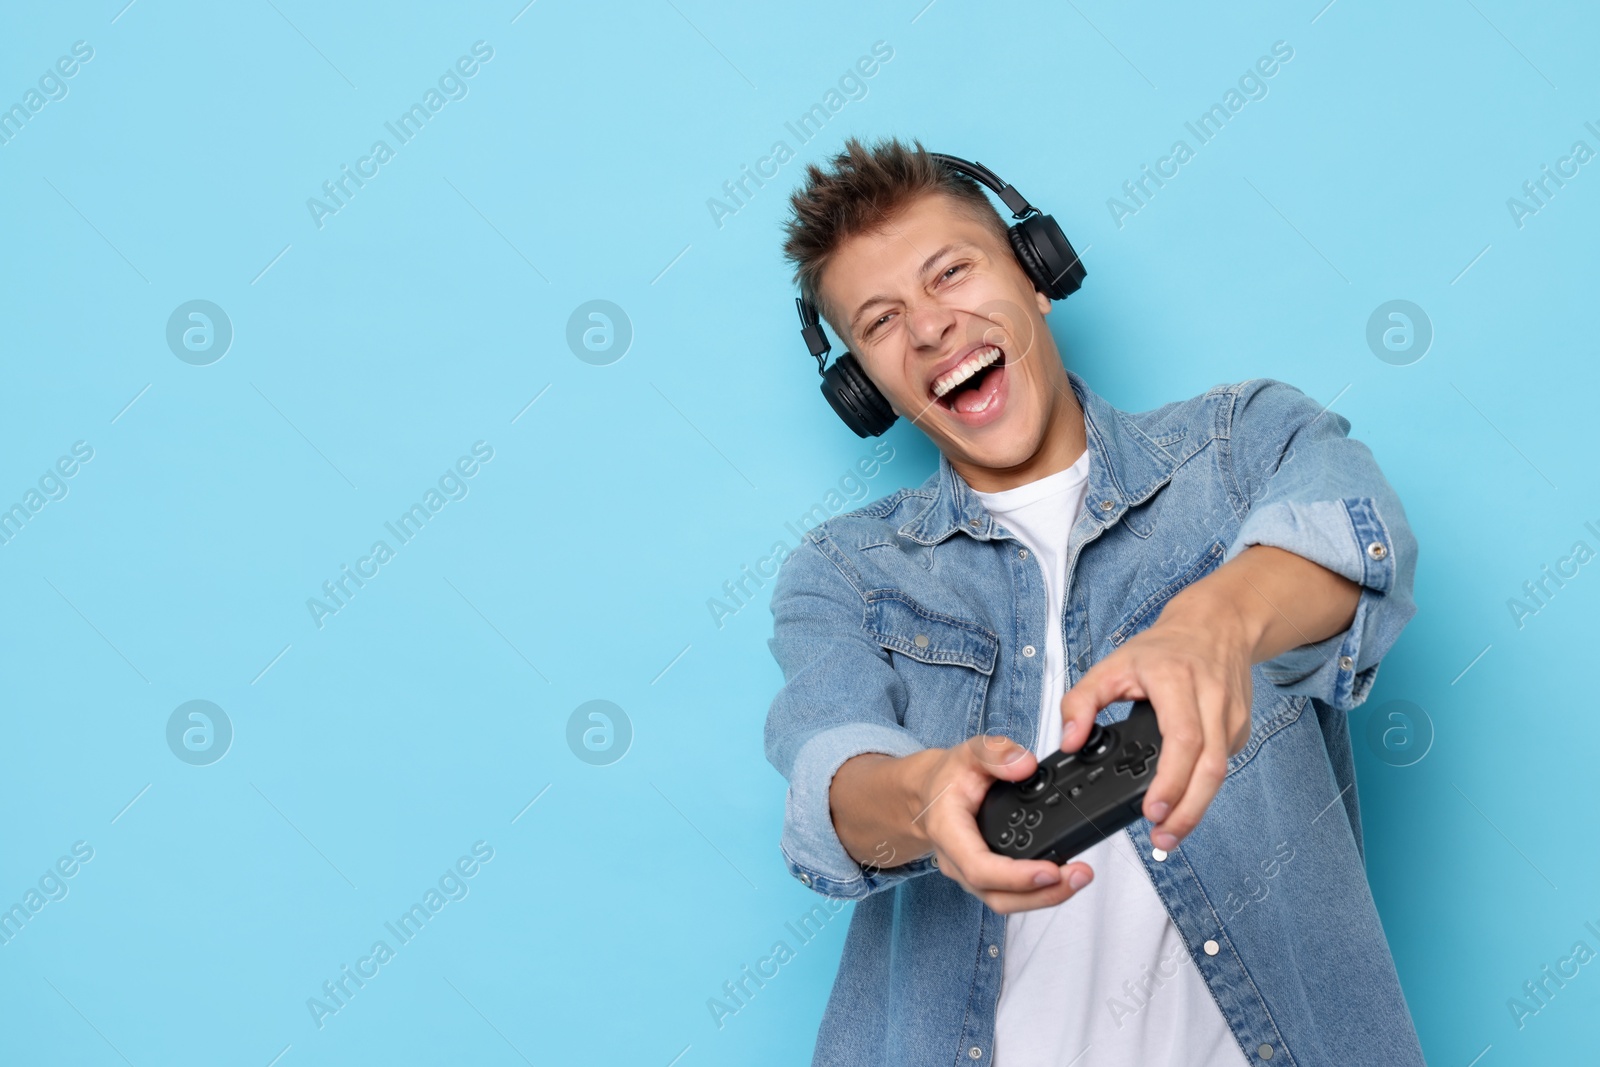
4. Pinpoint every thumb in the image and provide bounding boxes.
[964,732,1037,780]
